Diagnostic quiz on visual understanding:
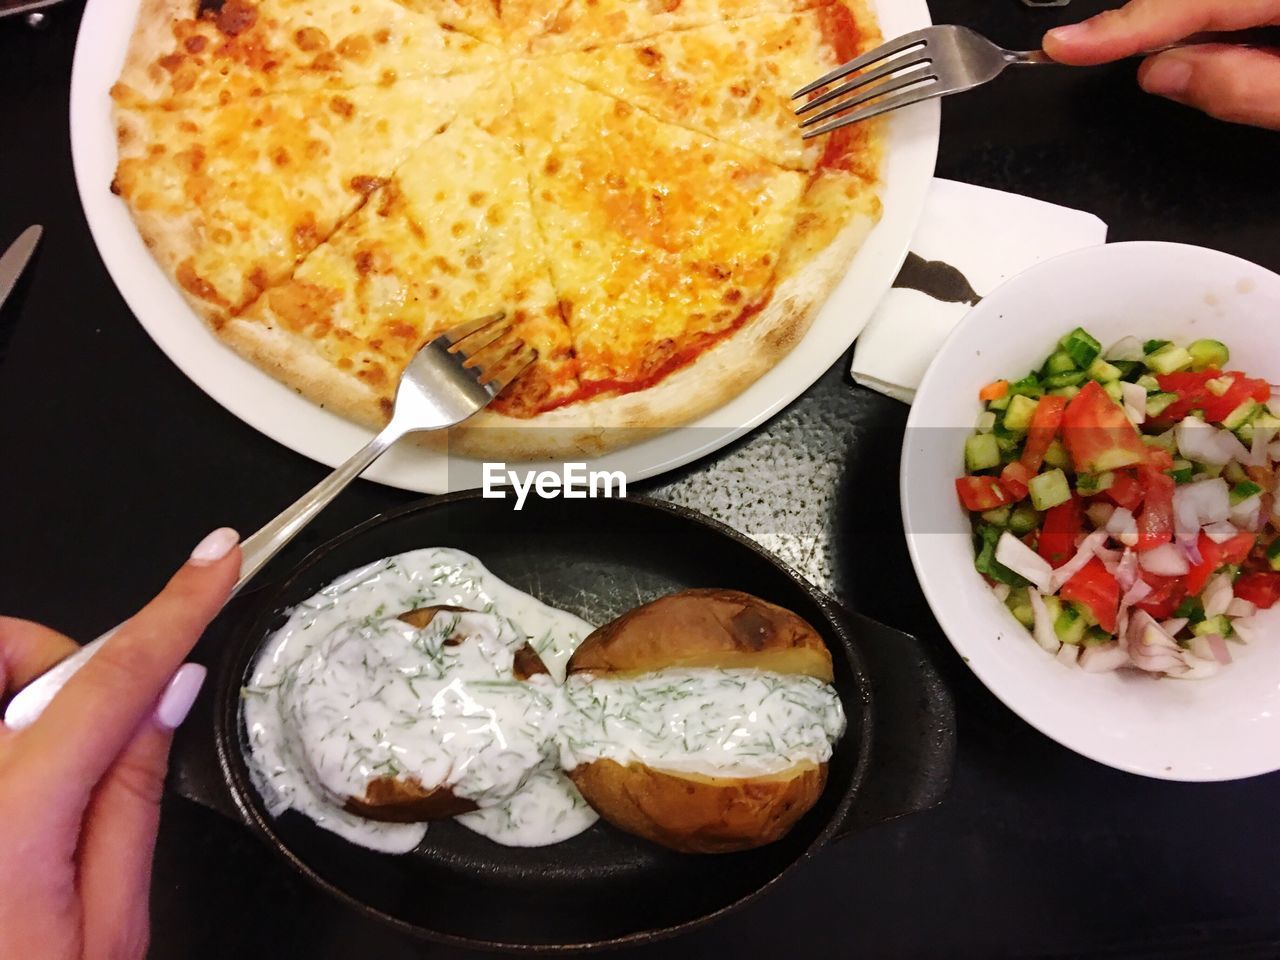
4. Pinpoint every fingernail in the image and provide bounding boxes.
[1045,22,1090,44]
[1142,57,1193,97]
[189,527,240,566]
[155,663,206,729]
